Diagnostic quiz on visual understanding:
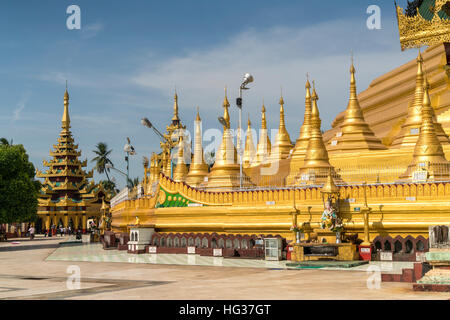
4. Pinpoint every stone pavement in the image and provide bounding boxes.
[0,241,449,300]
